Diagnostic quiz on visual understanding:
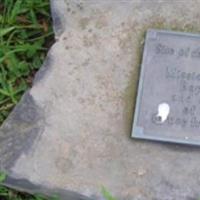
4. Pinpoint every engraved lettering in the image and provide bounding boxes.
[191,47,200,58]
[156,43,174,55]
[166,67,200,82]
[152,41,200,131]
[178,48,190,57]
